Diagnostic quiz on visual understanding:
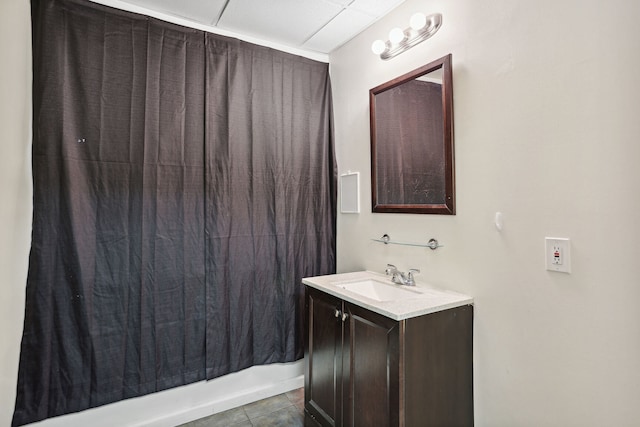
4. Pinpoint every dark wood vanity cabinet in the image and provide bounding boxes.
[304,286,473,427]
